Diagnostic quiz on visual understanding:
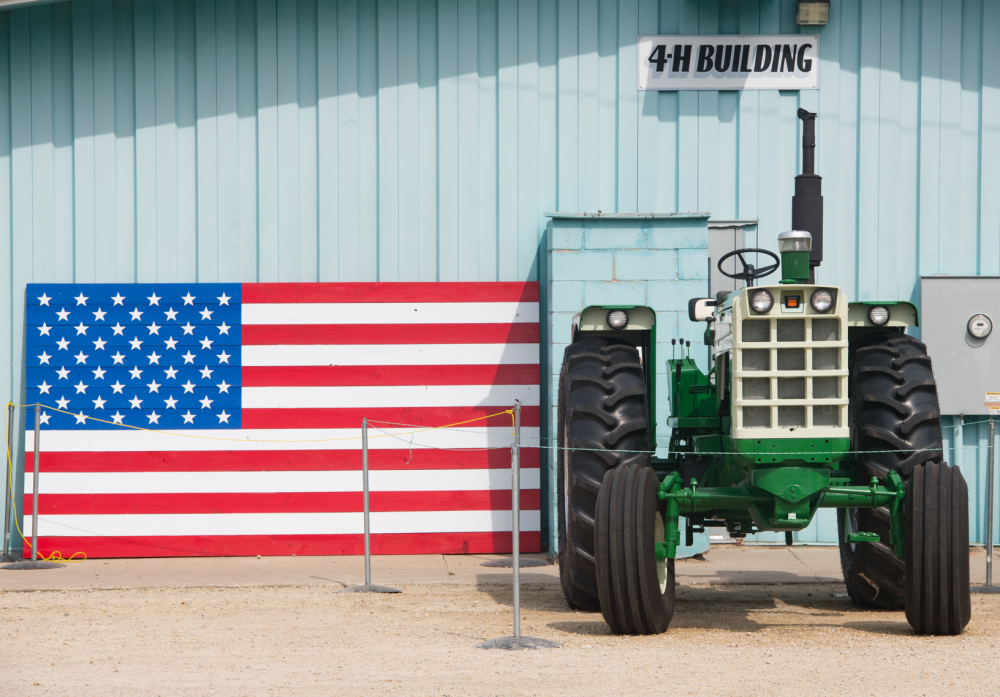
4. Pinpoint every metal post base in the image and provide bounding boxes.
[972,585,1000,594]
[476,636,560,650]
[480,558,551,568]
[0,553,19,563]
[2,560,66,570]
[336,584,401,594]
